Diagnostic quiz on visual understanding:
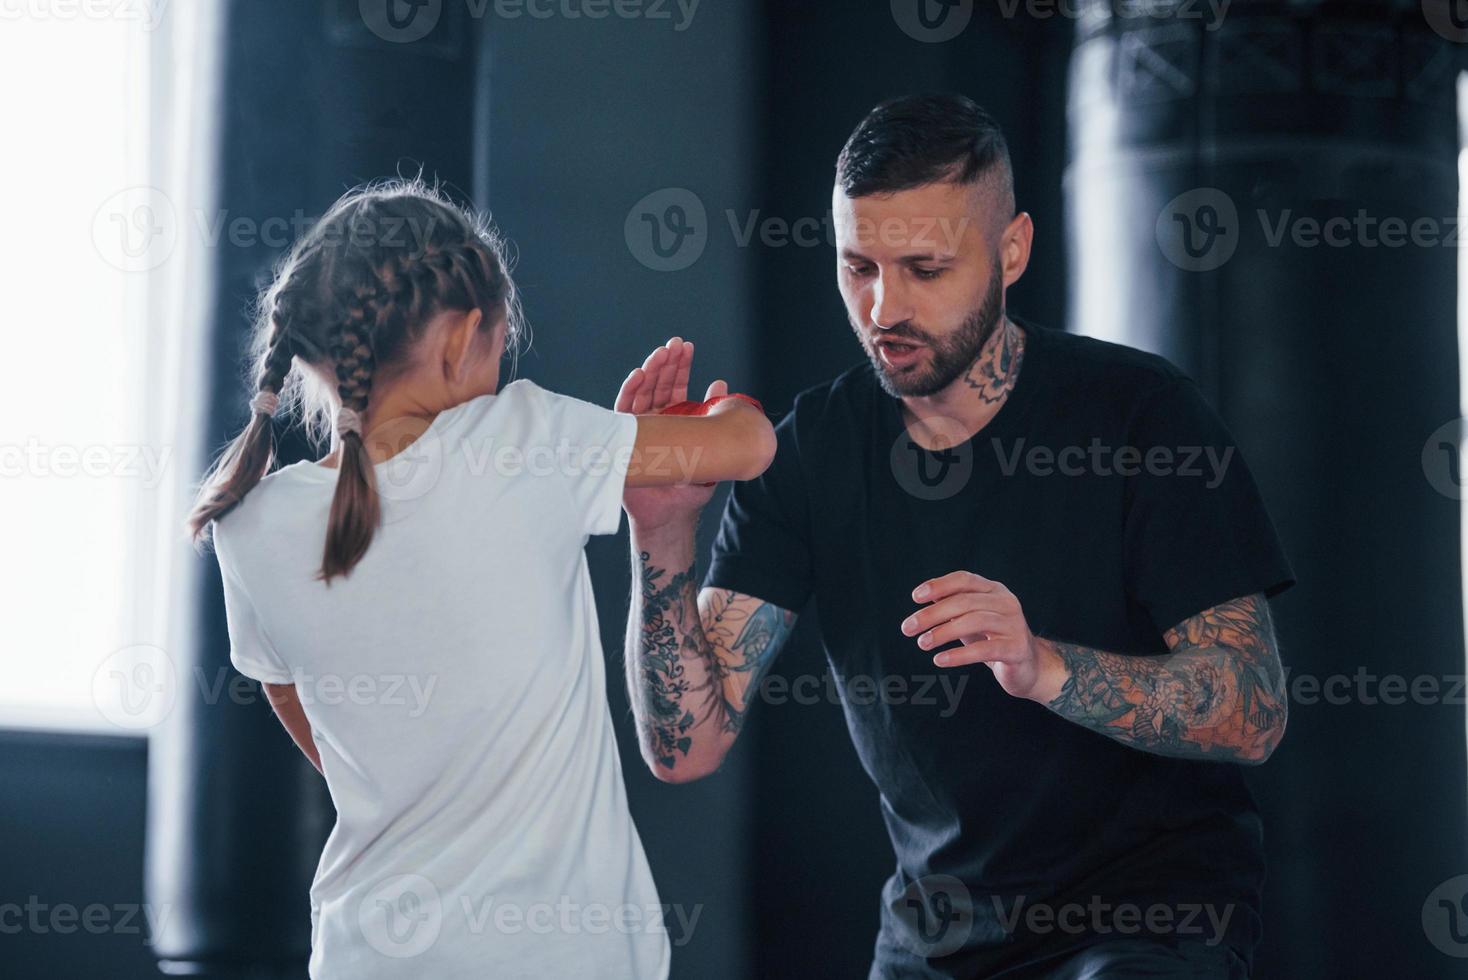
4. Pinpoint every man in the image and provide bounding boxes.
[616,93,1294,979]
